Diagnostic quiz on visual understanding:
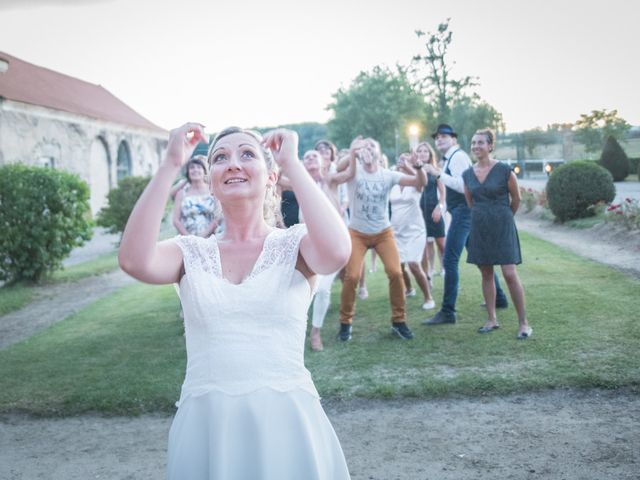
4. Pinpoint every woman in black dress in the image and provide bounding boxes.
[462,129,532,339]
[417,142,446,280]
